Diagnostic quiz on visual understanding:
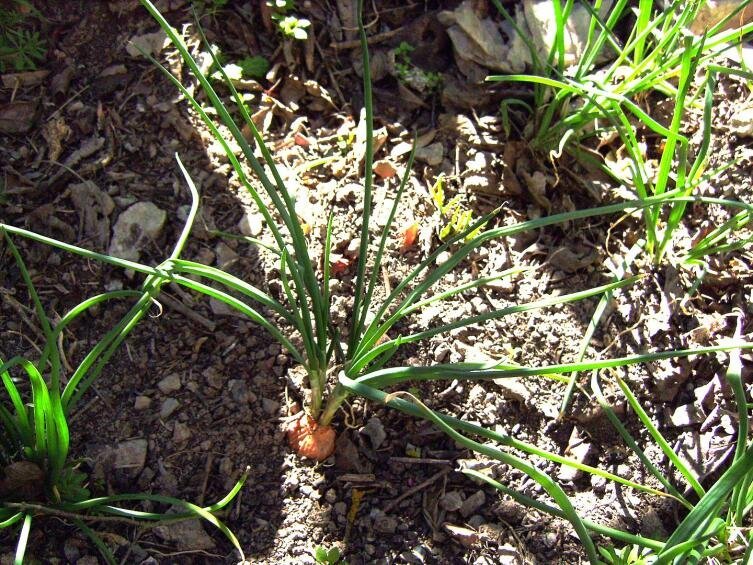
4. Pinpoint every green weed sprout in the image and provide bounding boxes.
[0,162,247,564]
[2,0,753,561]
[487,0,753,265]
[0,1,45,72]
